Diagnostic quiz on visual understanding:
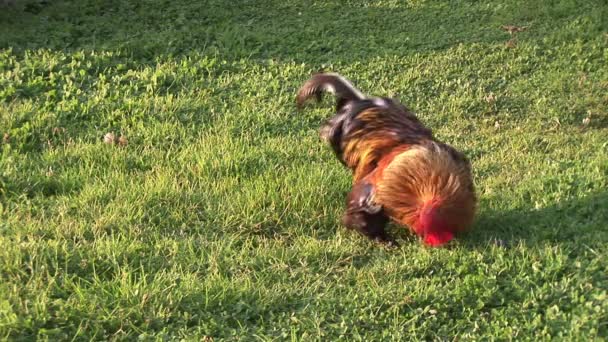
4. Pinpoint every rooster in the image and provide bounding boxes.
[296,72,476,247]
